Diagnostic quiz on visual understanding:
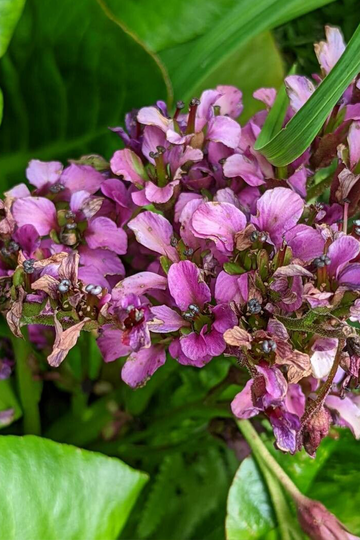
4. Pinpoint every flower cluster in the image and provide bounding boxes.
[1,26,360,454]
